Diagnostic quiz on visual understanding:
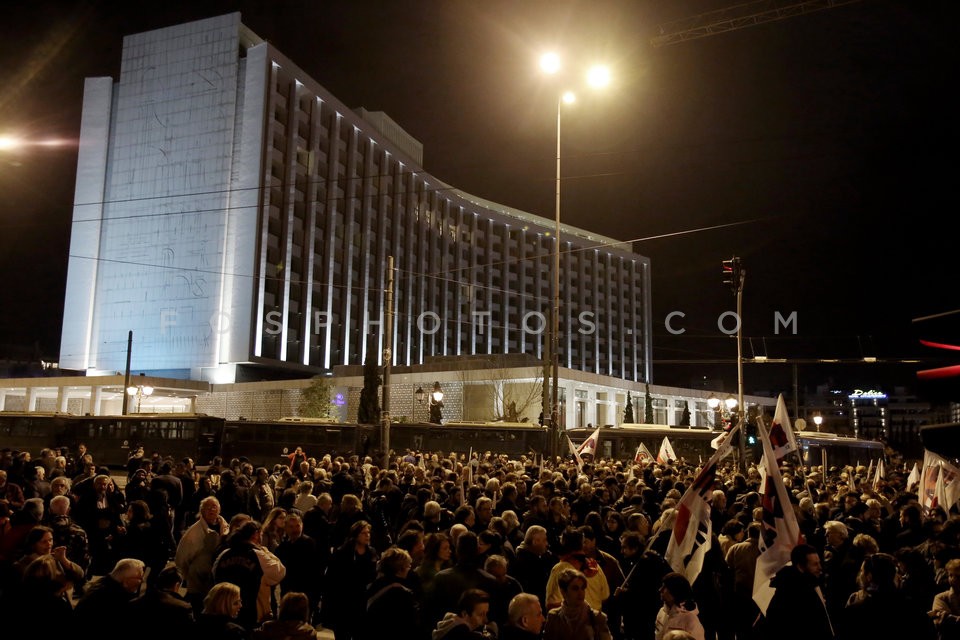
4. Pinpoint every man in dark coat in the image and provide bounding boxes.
[428,532,500,628]
[275,512,323,619]
[128,565,195,640]
[509,525,555,609]
[73,558,145,638]
[761,544,834,640]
